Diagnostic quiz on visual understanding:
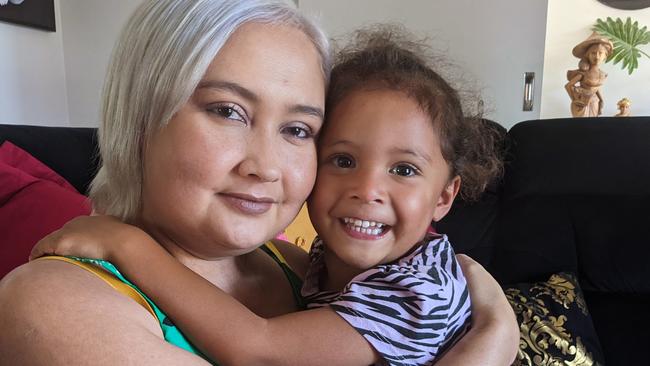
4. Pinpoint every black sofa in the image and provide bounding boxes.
[1,117,649,365]
[438,117,650,365]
